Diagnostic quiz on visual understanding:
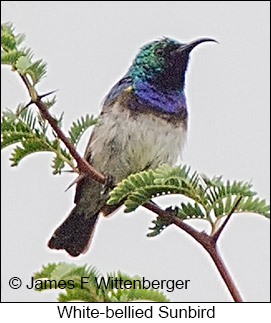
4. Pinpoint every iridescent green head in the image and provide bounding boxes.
[128,37,216,91]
